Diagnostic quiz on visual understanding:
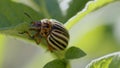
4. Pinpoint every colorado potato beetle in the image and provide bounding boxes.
[20,13,69,52]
